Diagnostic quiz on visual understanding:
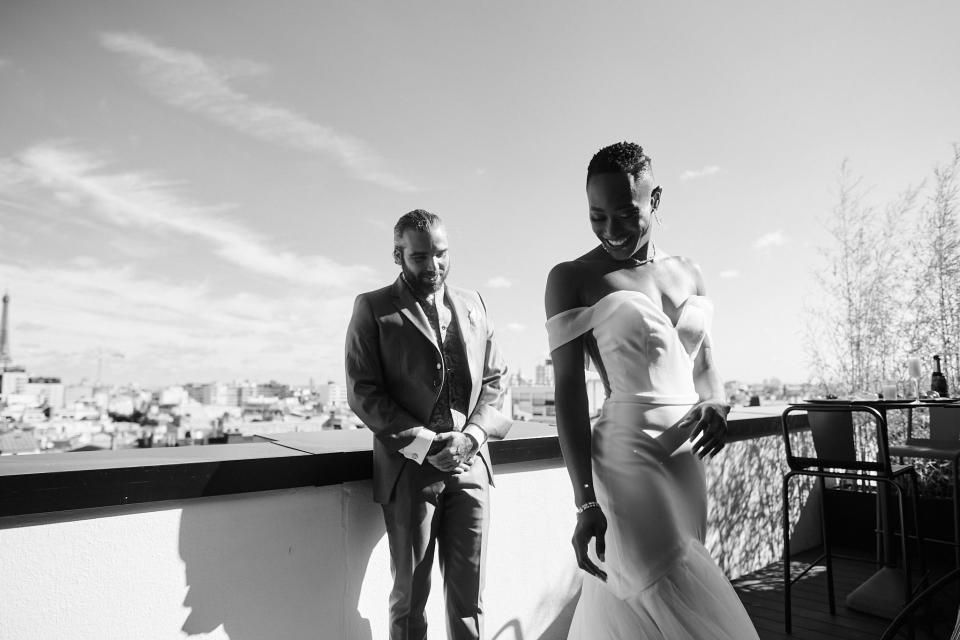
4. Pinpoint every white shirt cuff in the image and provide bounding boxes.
[462,424,487,452]
[399,427,436,464]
